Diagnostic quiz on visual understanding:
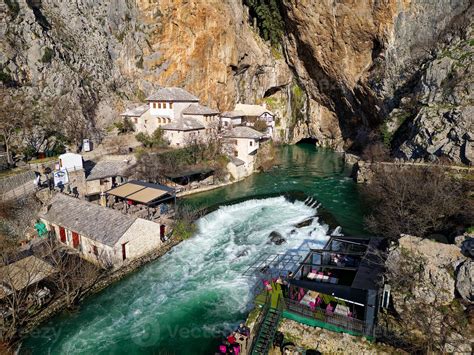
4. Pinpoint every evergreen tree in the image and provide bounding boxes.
[245,0,285,46]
